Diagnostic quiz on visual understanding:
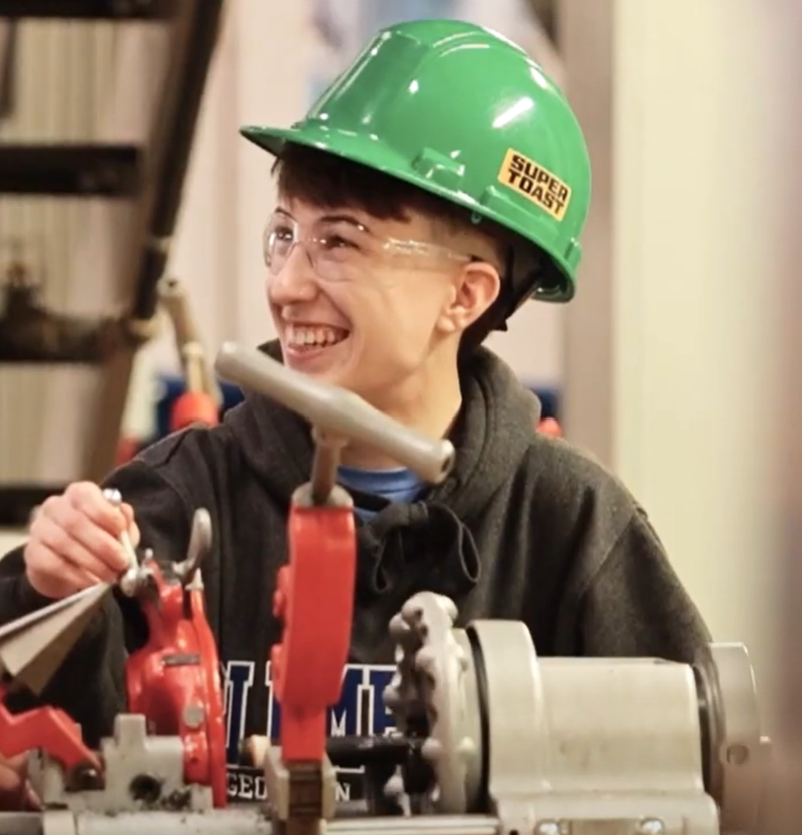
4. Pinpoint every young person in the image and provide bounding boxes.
[0,19,709,804]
